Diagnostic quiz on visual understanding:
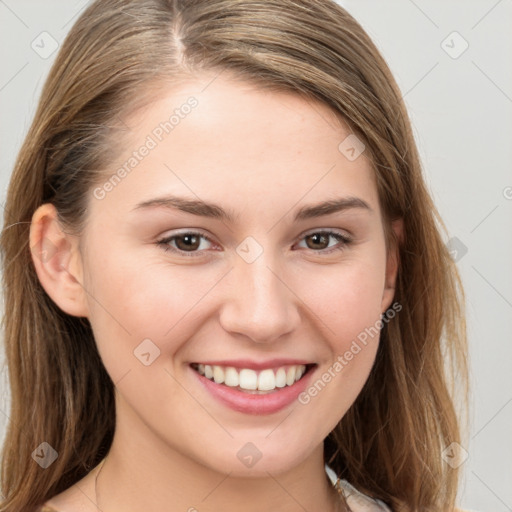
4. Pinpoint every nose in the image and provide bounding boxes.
[219,255,301,344]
